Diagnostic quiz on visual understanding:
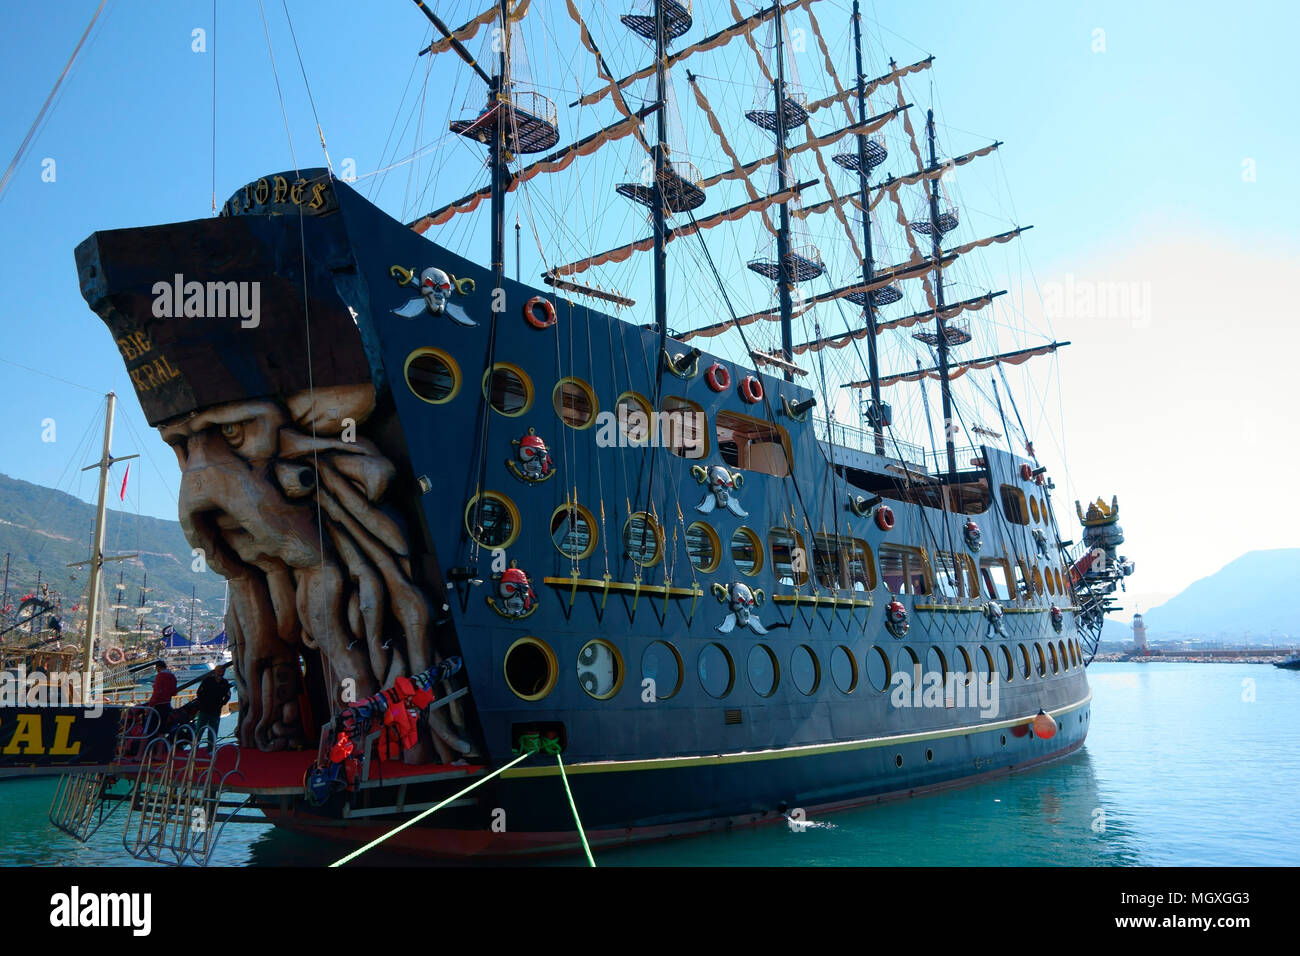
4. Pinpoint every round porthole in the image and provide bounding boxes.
[550,503,597,560]
[464,492,520,549]
[926,748,934,762]
[730,527,764,577]
[686,521,721,573]
[790,645,821,696]
[504,637,557,701]
[747,644,779,698]
[553,377,598,429]
[830,645,858,694]
[405,348,460,404]
[623,511,663,567]
[482,363,533,416]
[614,391,653,444]
[894,754,903,768]
[698,643,735,699]
[866,646,891,692]
[577,640,624,700]
[641,641,683,701]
